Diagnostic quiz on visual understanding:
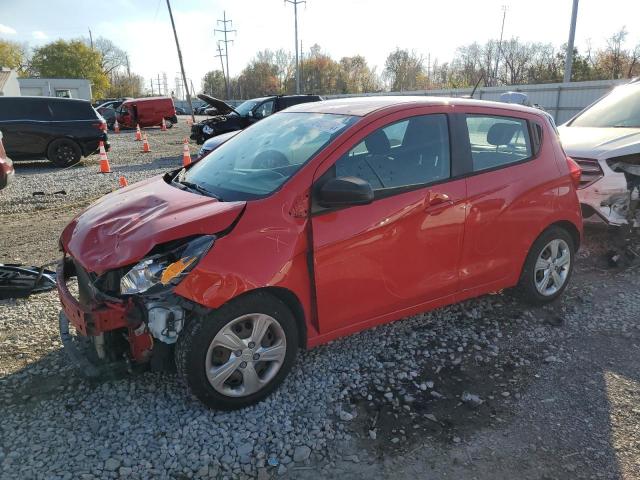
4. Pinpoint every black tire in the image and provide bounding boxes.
[47,138,82,167]
[175,291,299,410]
[516,226,575,305]
[164,118,173,129]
